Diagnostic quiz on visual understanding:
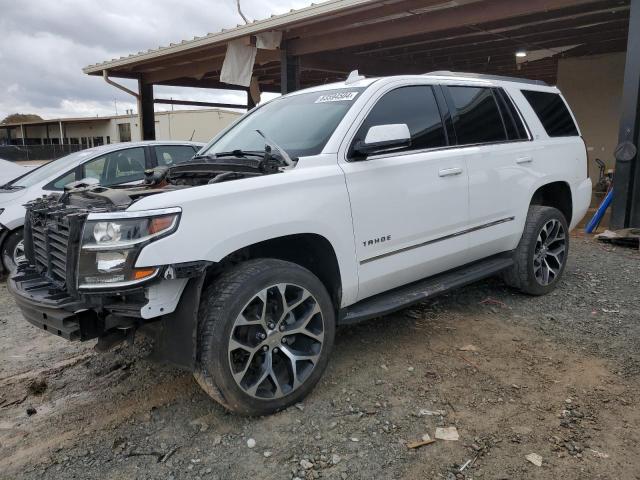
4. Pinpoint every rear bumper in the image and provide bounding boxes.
[571,177,593,230]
